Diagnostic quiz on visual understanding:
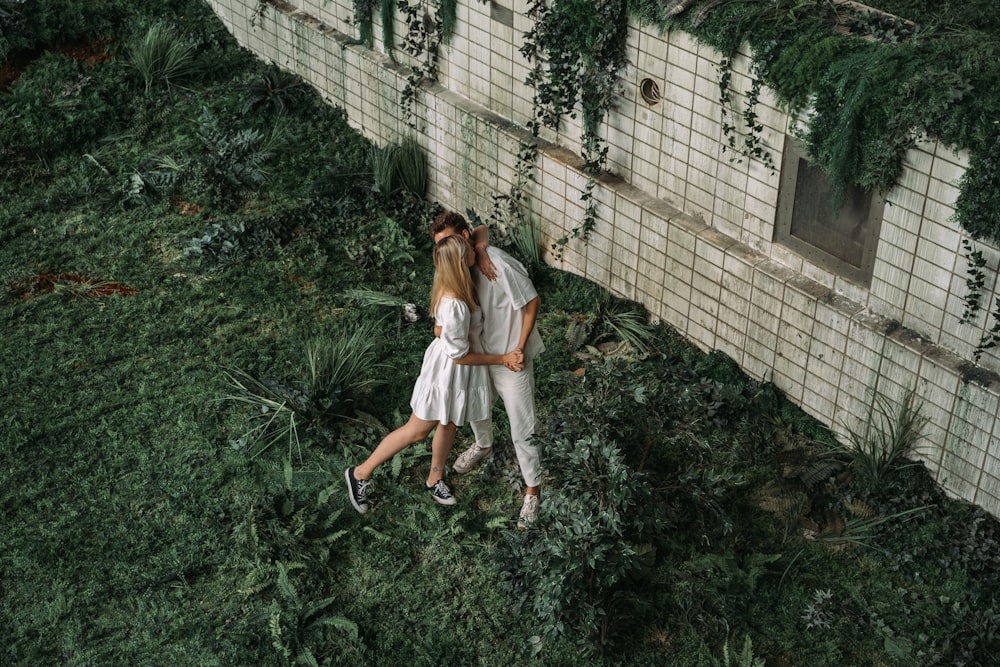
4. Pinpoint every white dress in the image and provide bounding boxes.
[409,297,493,426]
